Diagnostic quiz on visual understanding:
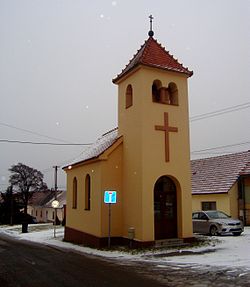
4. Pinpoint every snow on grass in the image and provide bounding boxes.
[1,224,250,270]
